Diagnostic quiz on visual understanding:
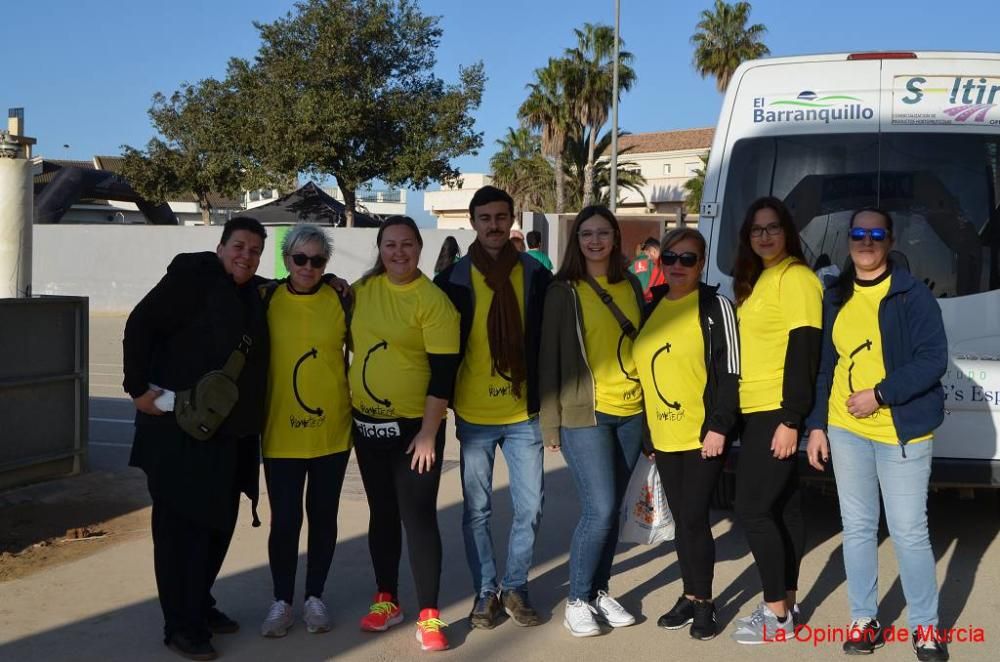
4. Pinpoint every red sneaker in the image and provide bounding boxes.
[415,608,449,652]
[359,592,403,632]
